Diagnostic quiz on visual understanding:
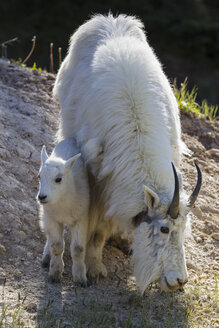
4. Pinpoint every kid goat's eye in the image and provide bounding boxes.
[160,226,169,234]
[55,177,62,183]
